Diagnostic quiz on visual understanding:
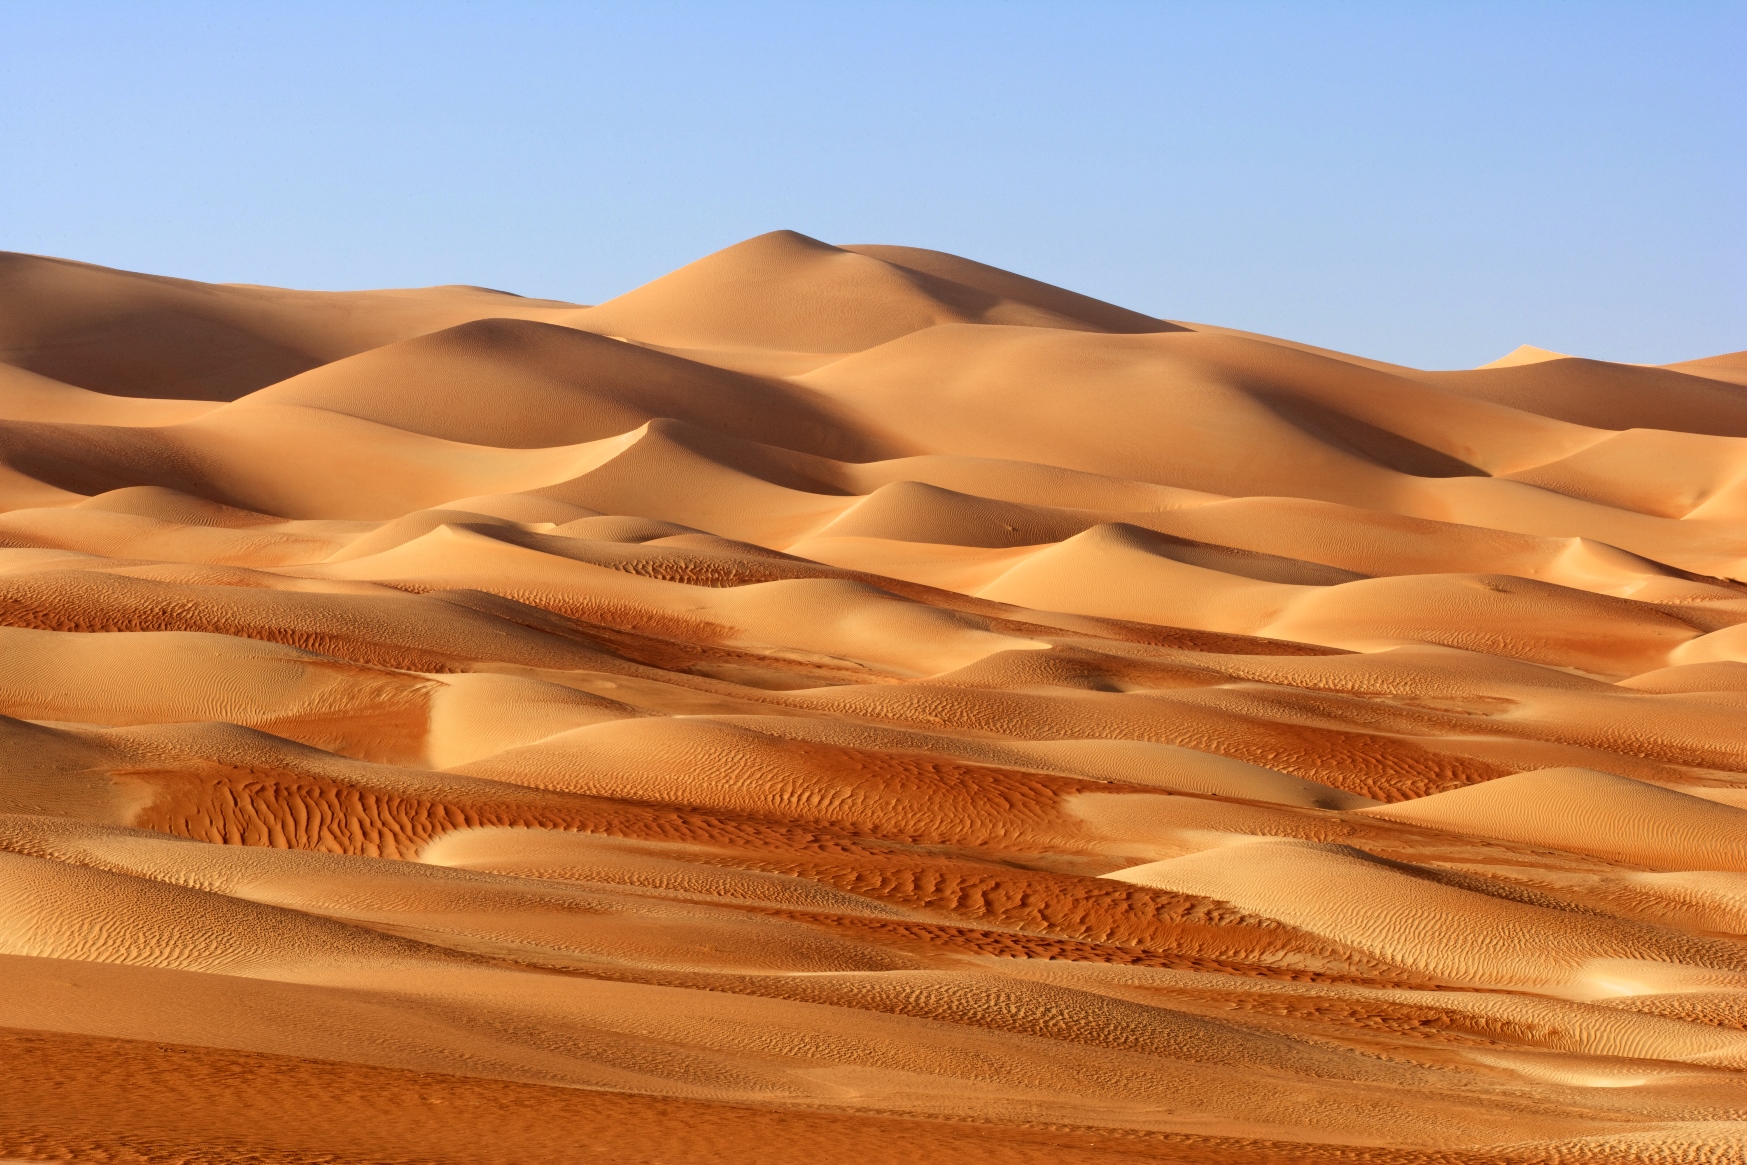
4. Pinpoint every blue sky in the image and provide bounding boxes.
[2,0,1741,367]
